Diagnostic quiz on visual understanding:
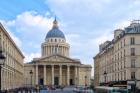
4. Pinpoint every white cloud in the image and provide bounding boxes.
[114,20,131,30]
[0,11,56,62]
[24,52,41,62]
[7,11,53,32]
